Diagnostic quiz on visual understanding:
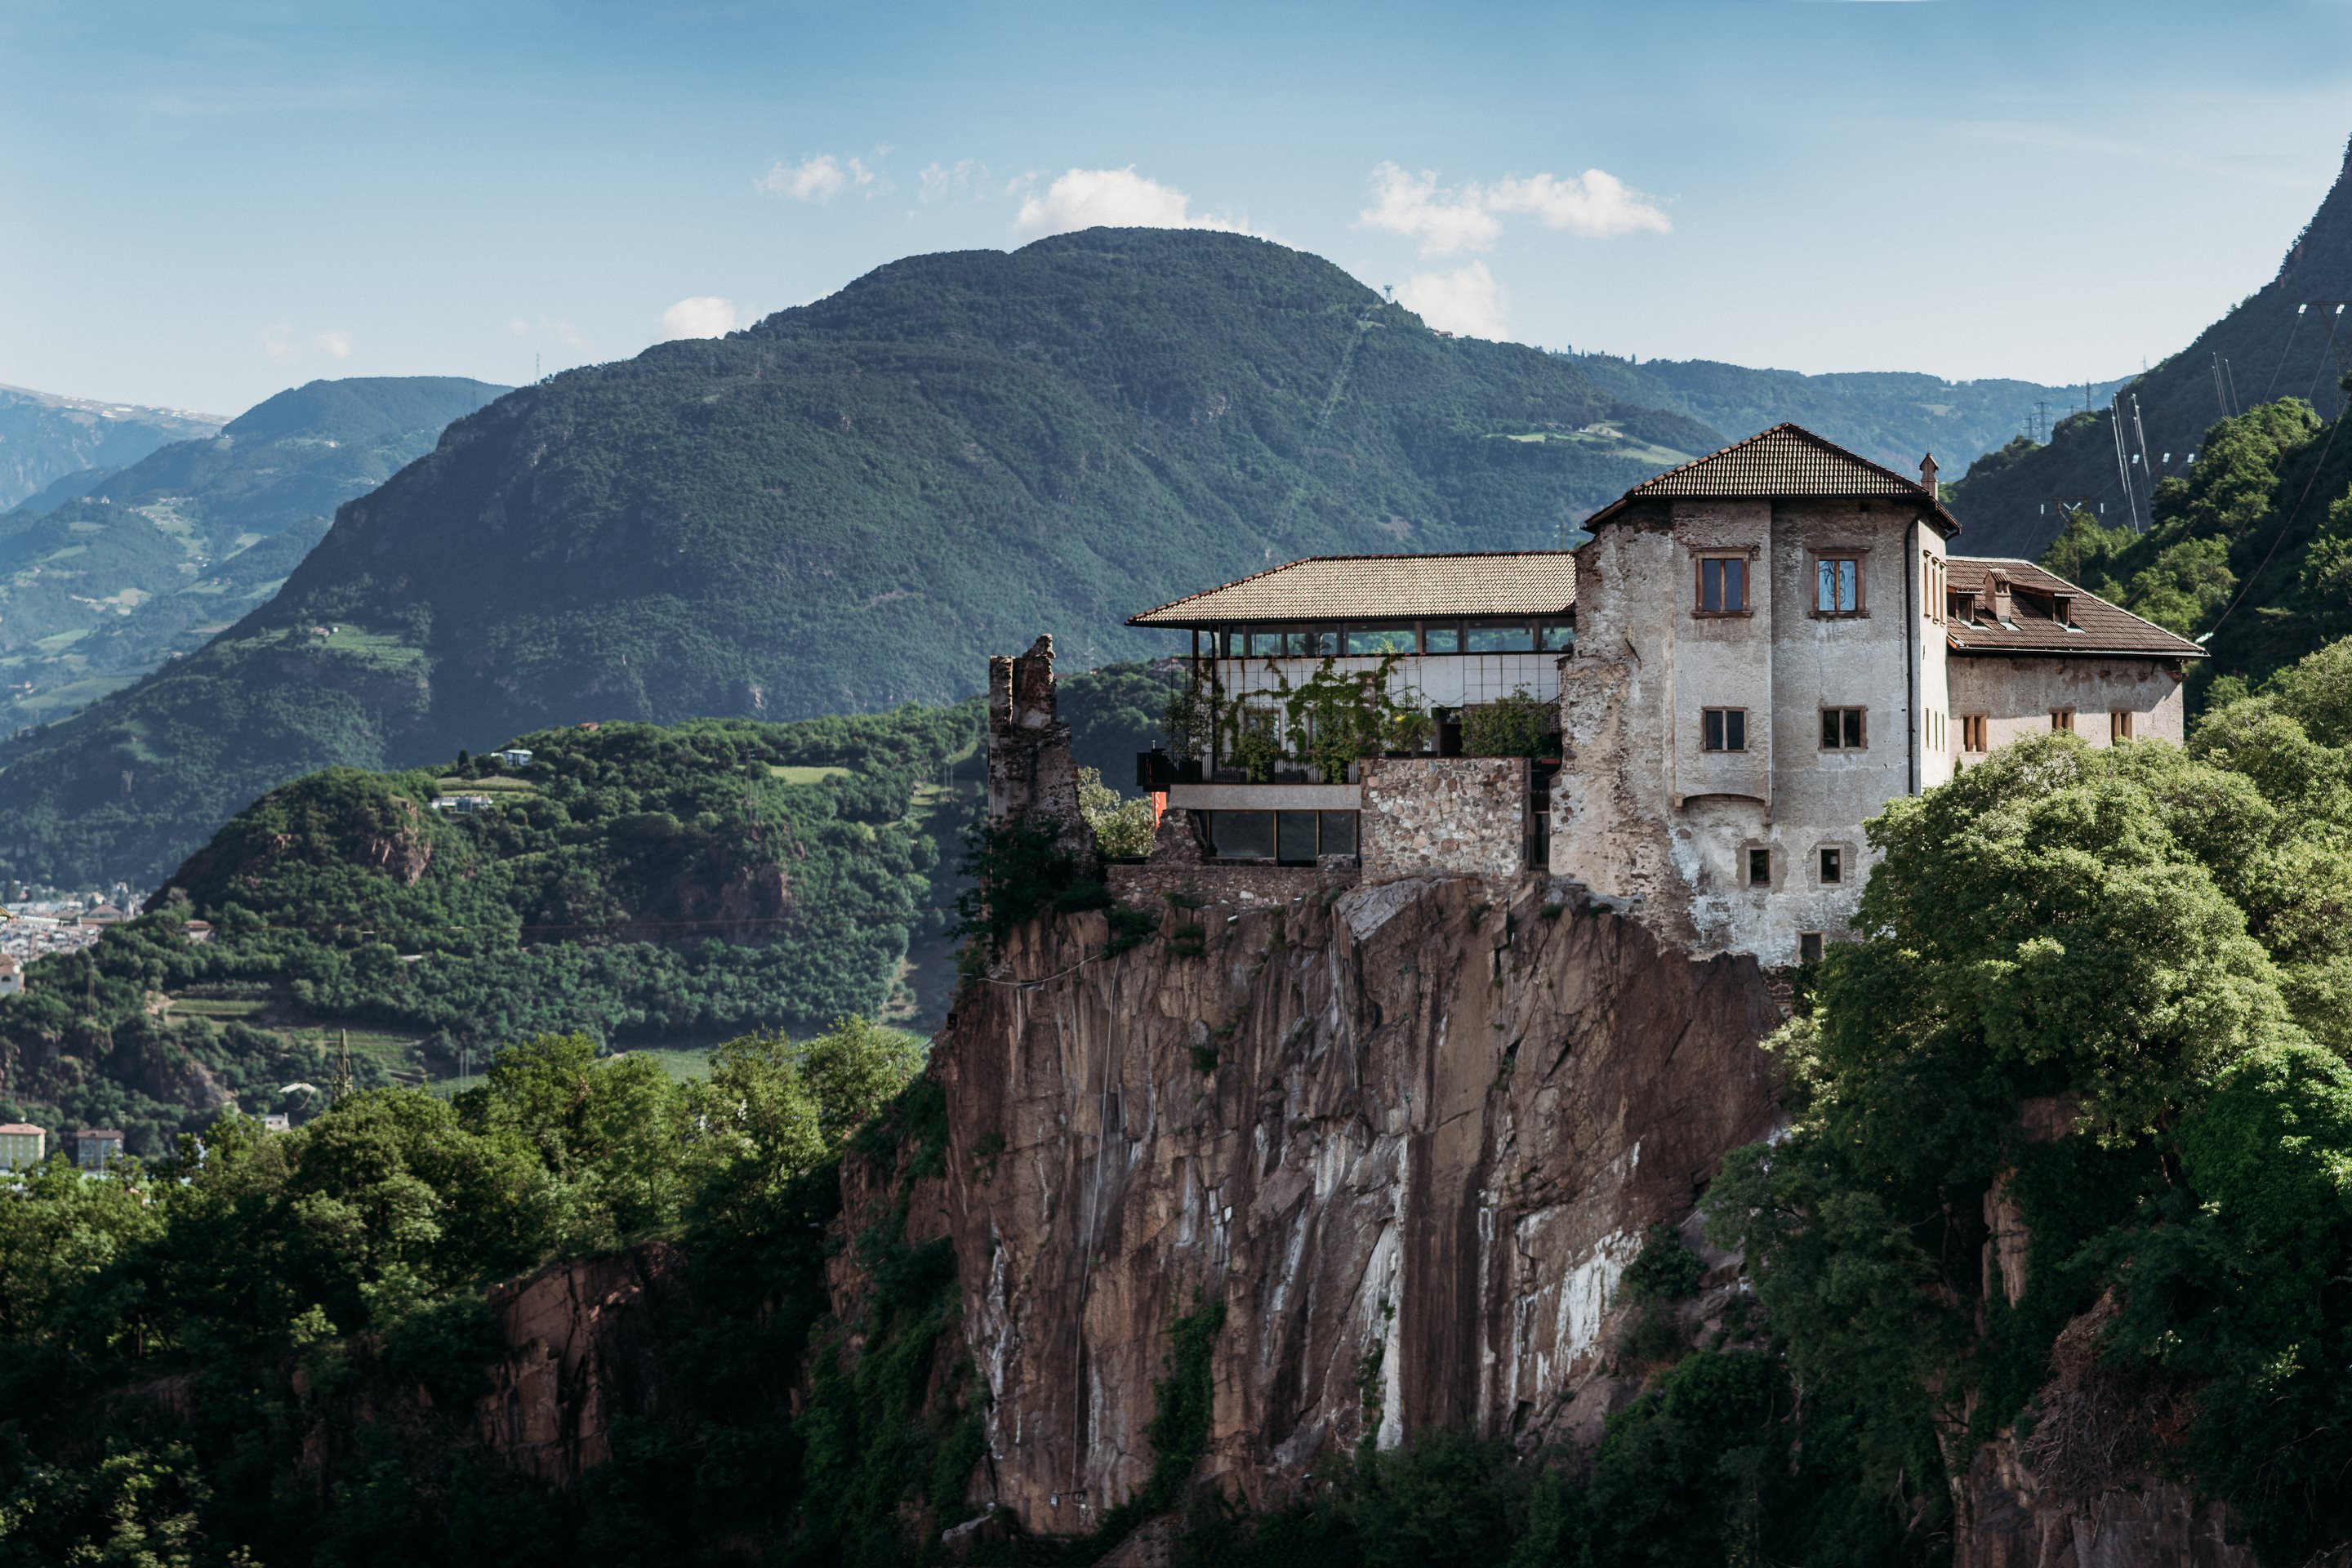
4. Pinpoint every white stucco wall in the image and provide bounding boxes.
[1945,655,2188,760]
